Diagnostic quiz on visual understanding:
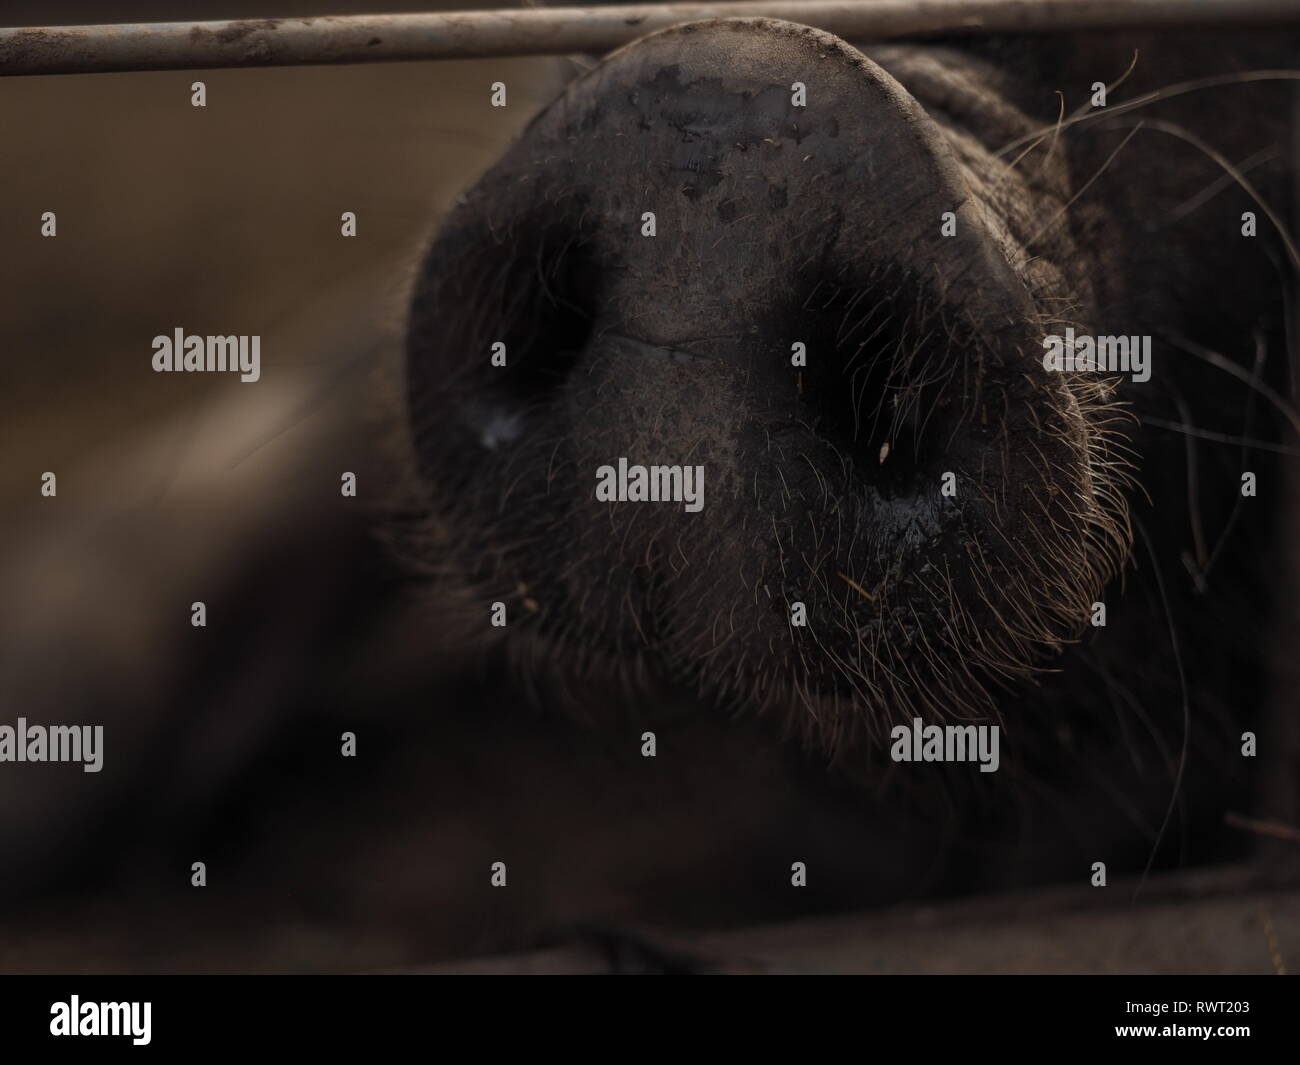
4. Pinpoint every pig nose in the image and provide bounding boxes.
[404,18,1130,745]
[409,16,1046,475]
